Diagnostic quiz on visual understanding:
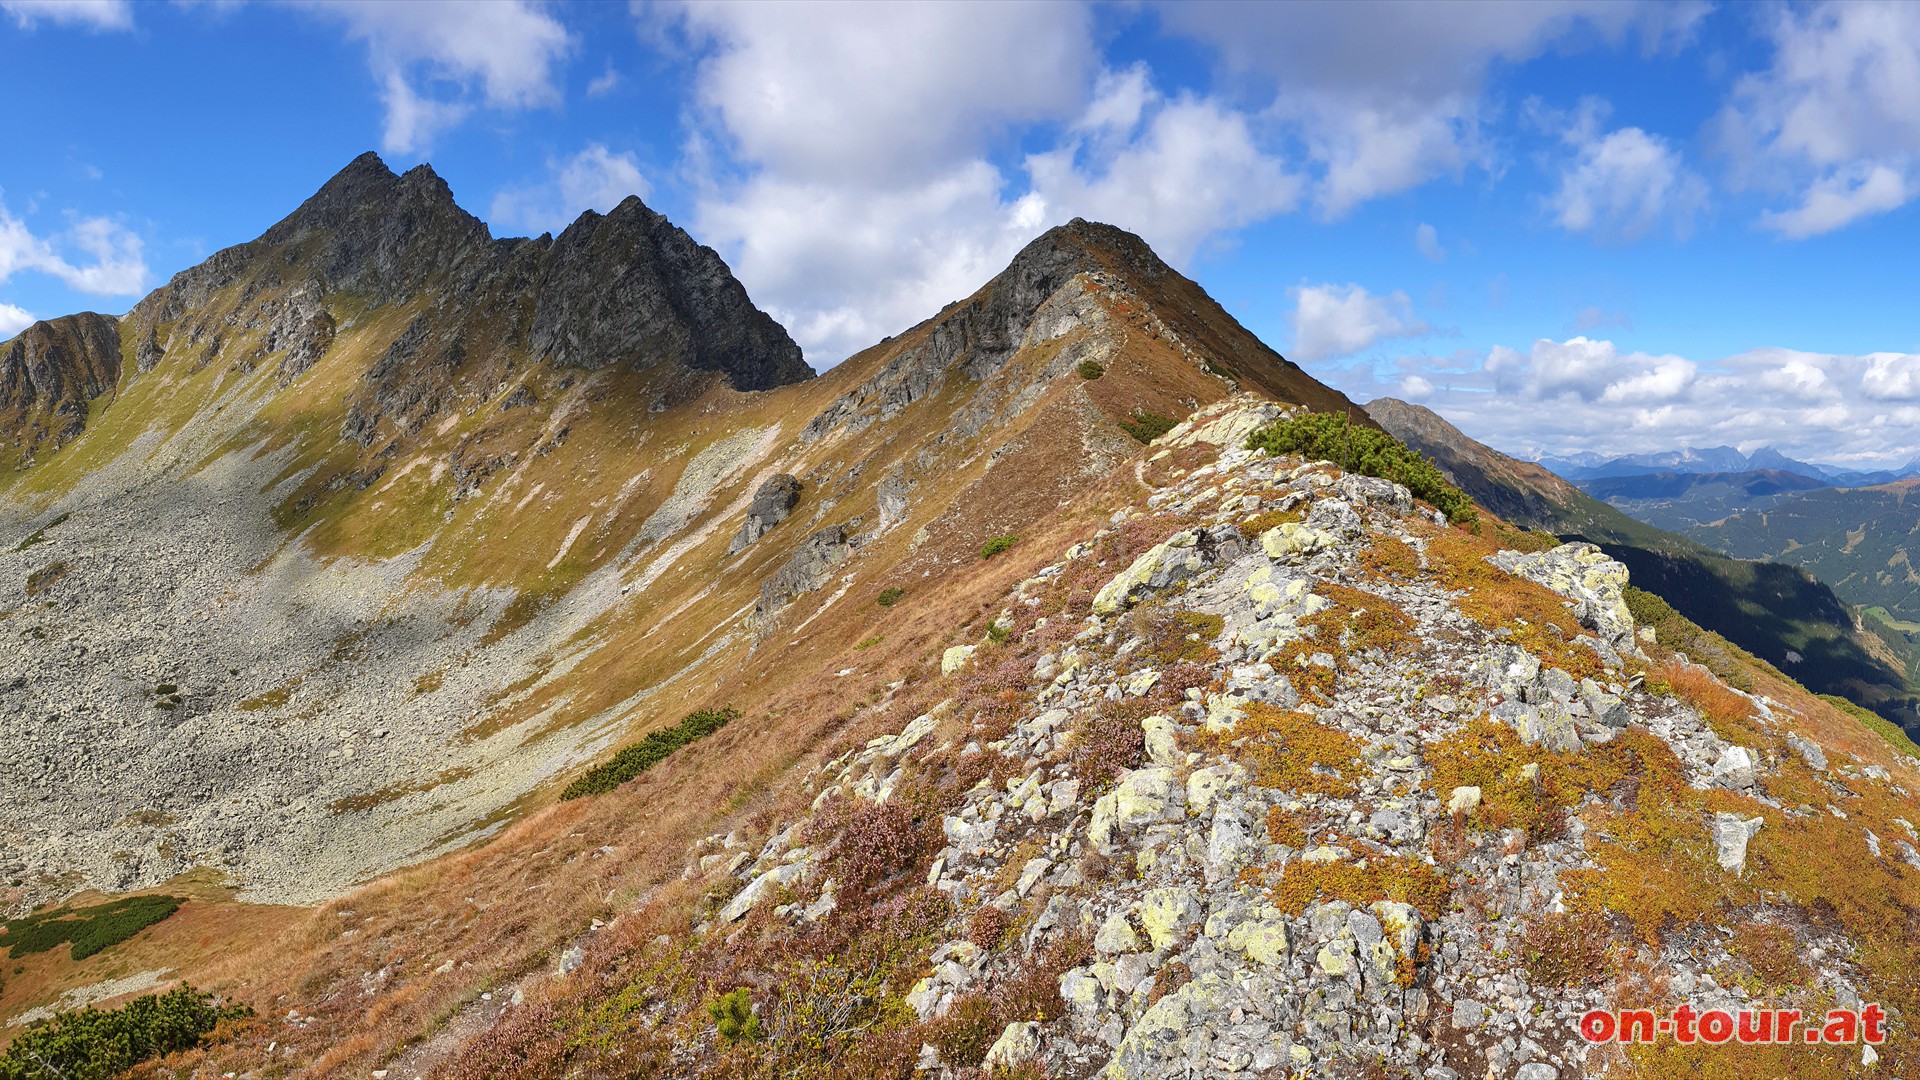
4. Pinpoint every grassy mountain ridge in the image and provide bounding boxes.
[1367,397,1919,730]
[110,396,1920,1080]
